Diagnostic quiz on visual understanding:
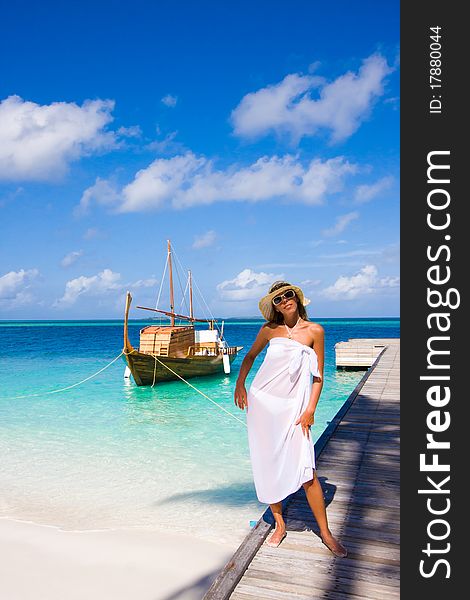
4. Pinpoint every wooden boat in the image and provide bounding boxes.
[122,241,243,386]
